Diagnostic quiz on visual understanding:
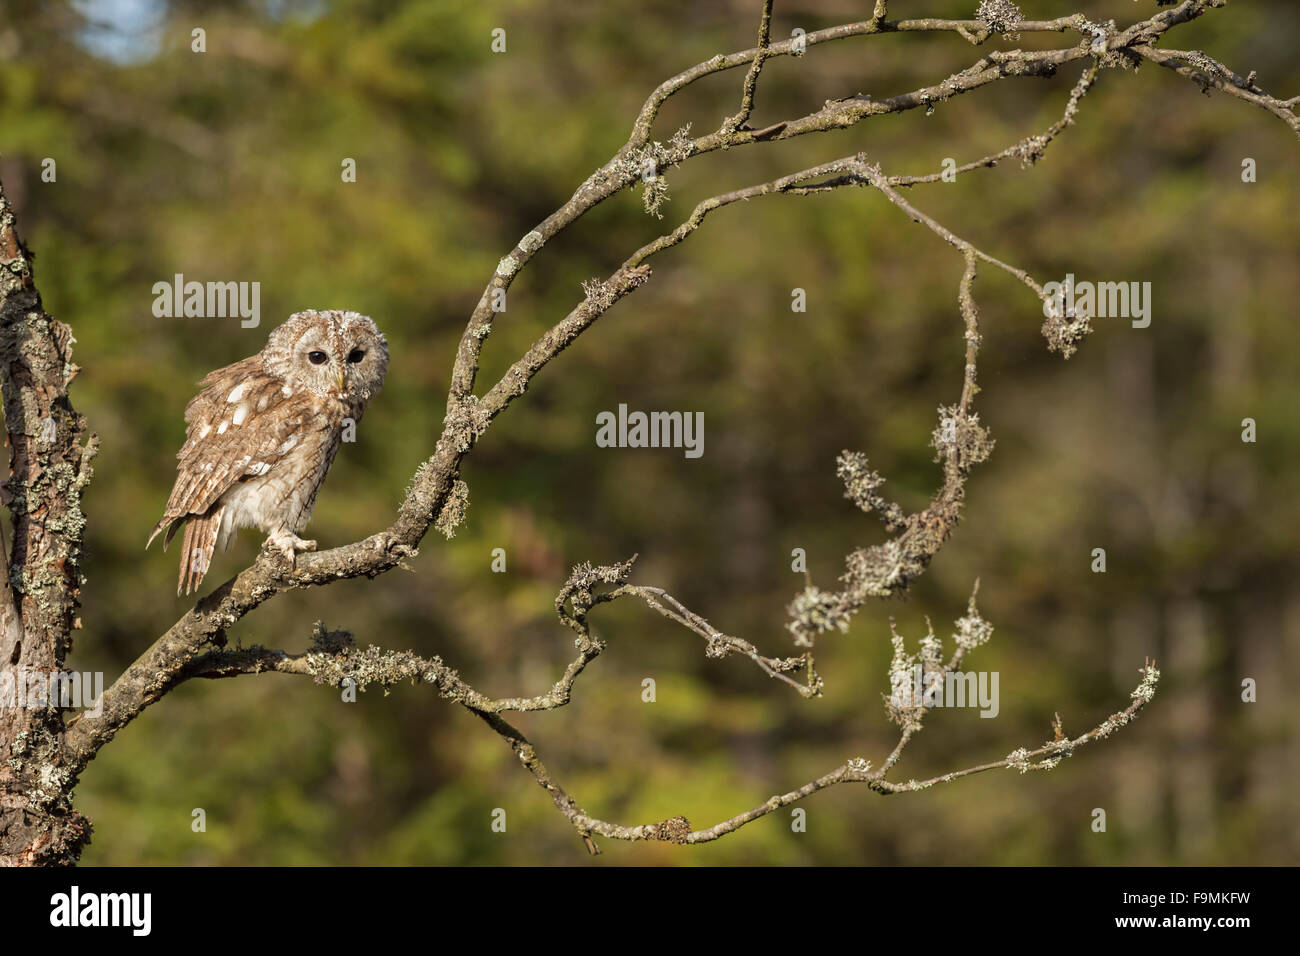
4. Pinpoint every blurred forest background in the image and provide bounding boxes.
[1,0,1297,865]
